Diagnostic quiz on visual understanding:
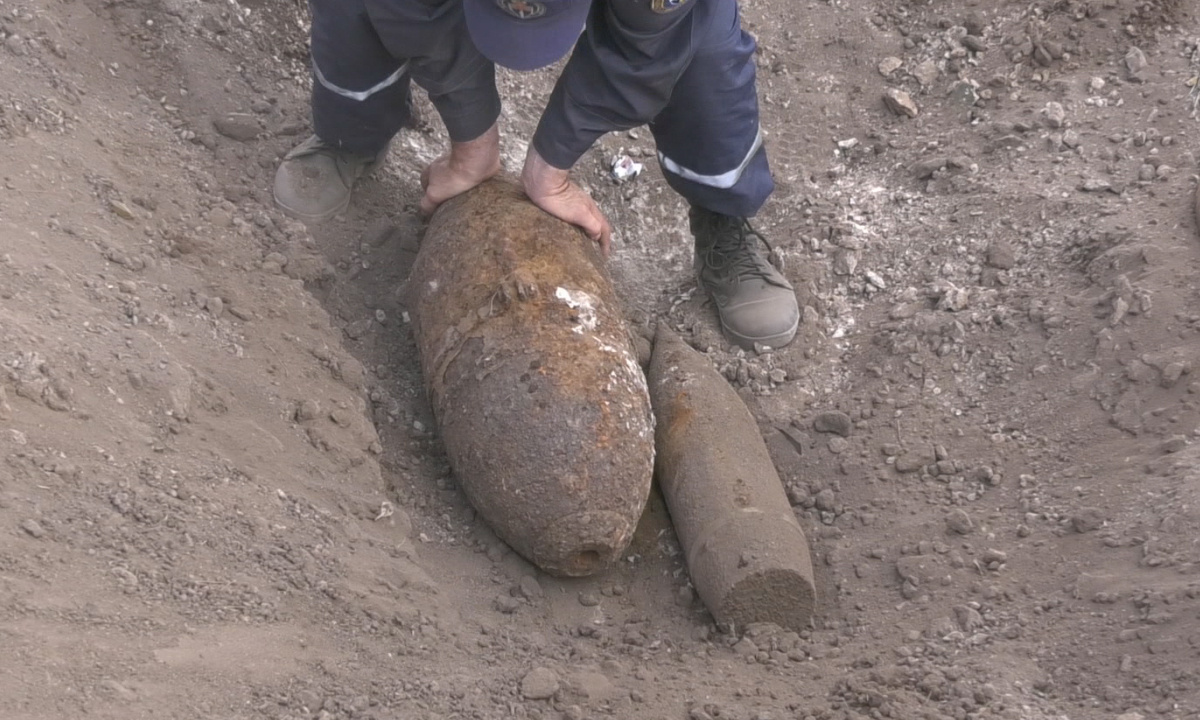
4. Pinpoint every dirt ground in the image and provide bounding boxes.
[2,0,1199,718]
